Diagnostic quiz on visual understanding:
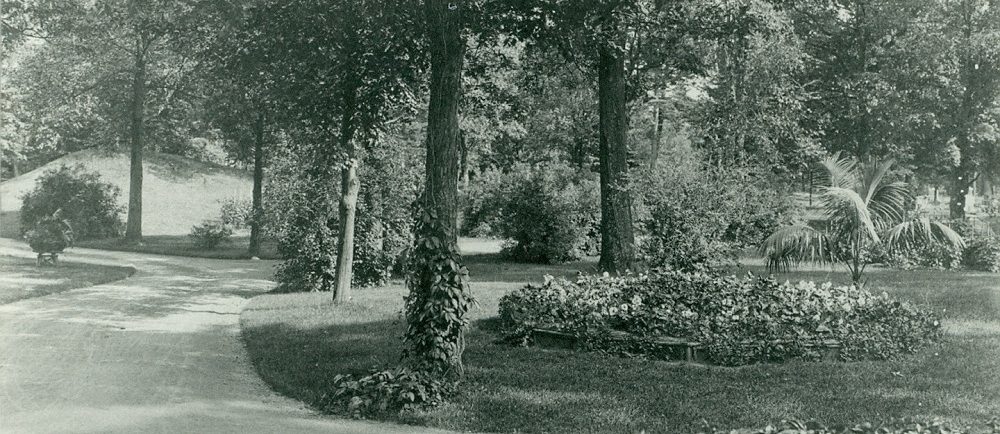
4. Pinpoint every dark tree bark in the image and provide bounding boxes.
[124,38,147,243]
[248,111,265,257]
[949,166,974,219]
[404,0,467,374]
[332,84,360,304]
[422,0,464,242]
[596,44,636,274]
